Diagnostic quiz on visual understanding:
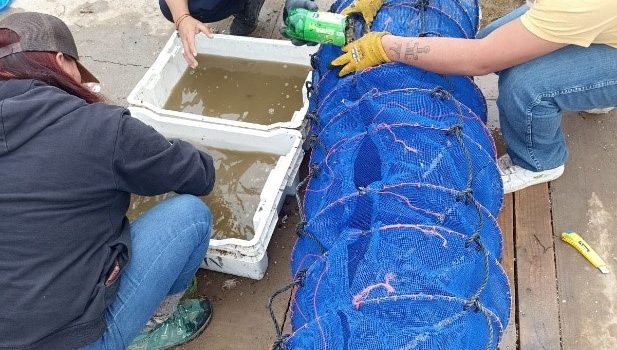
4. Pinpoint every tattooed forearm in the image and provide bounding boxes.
[389,43,403,59]
[382,35,434,64]
[404,42,431,60]
[381,34,484,75]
